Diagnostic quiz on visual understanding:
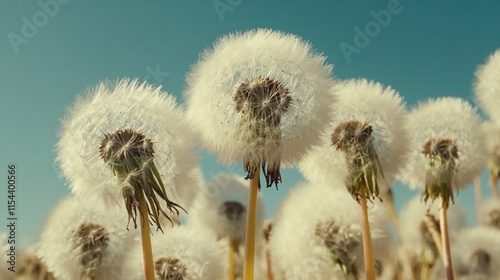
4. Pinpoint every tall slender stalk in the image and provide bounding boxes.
[229,239,237,280]
[139,193,155,280]
[266,249,274,280]
[474,176,482,223]
[243,171,260,280]
[360,189,376,280]
[439,203,454,280]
